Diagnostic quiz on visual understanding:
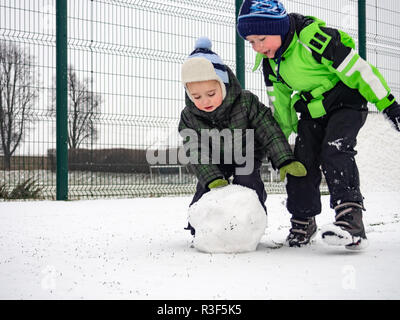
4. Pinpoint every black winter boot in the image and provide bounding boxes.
[321,202,368,250]
[285,216,317,247]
